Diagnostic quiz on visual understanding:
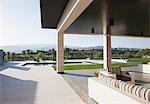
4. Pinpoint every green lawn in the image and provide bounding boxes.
[128,58,150,63]
[112,63,136,68]
[52,63,136,70]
